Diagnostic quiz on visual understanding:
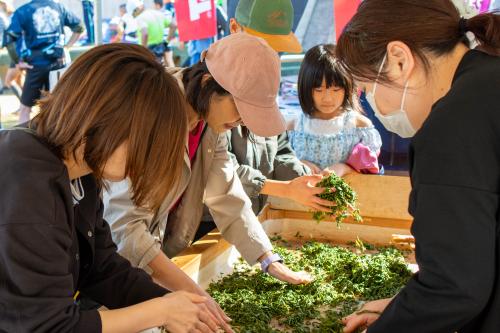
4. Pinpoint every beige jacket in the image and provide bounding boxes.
[102,68,272,274]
